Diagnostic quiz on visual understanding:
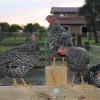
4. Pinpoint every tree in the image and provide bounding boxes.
[78,0,100,43]
[23,23,34,34]
[9,24,21,32]
[34,23,46,33]
[8,24,21,41]
[34,23,46,40]
[23,23,46,40]
[0,22,10,32]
